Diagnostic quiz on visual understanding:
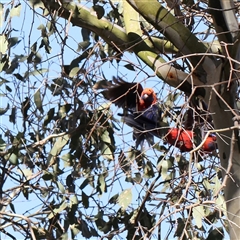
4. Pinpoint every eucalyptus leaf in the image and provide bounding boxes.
[8,153,19,165]
[43,108,55,126]
[92,5,105,19]
[97,174,106,195]
[0,103,9,115]
[50,135,70,156]
[192,205,204,228]
[10,4,21,17]
[34,89,43,113]
[0,35,8,54]
[118,189,132,210]
[57,181,65,194]
[82,191,89,208]
[69,67,80,78]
